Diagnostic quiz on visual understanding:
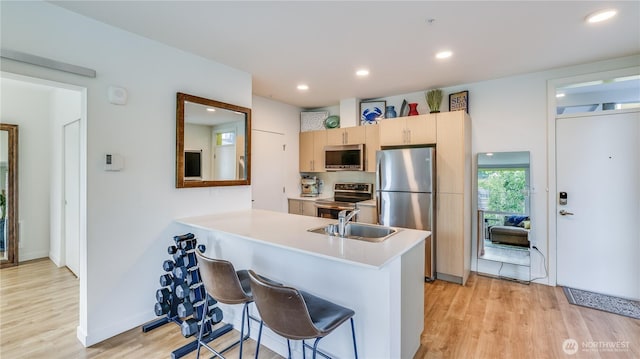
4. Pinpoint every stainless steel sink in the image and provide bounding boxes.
[307,222,398,242]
